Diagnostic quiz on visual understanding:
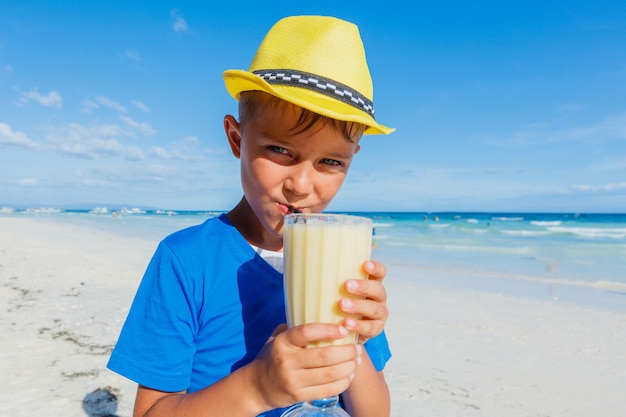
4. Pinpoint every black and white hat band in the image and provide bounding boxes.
[253,69,376,117]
